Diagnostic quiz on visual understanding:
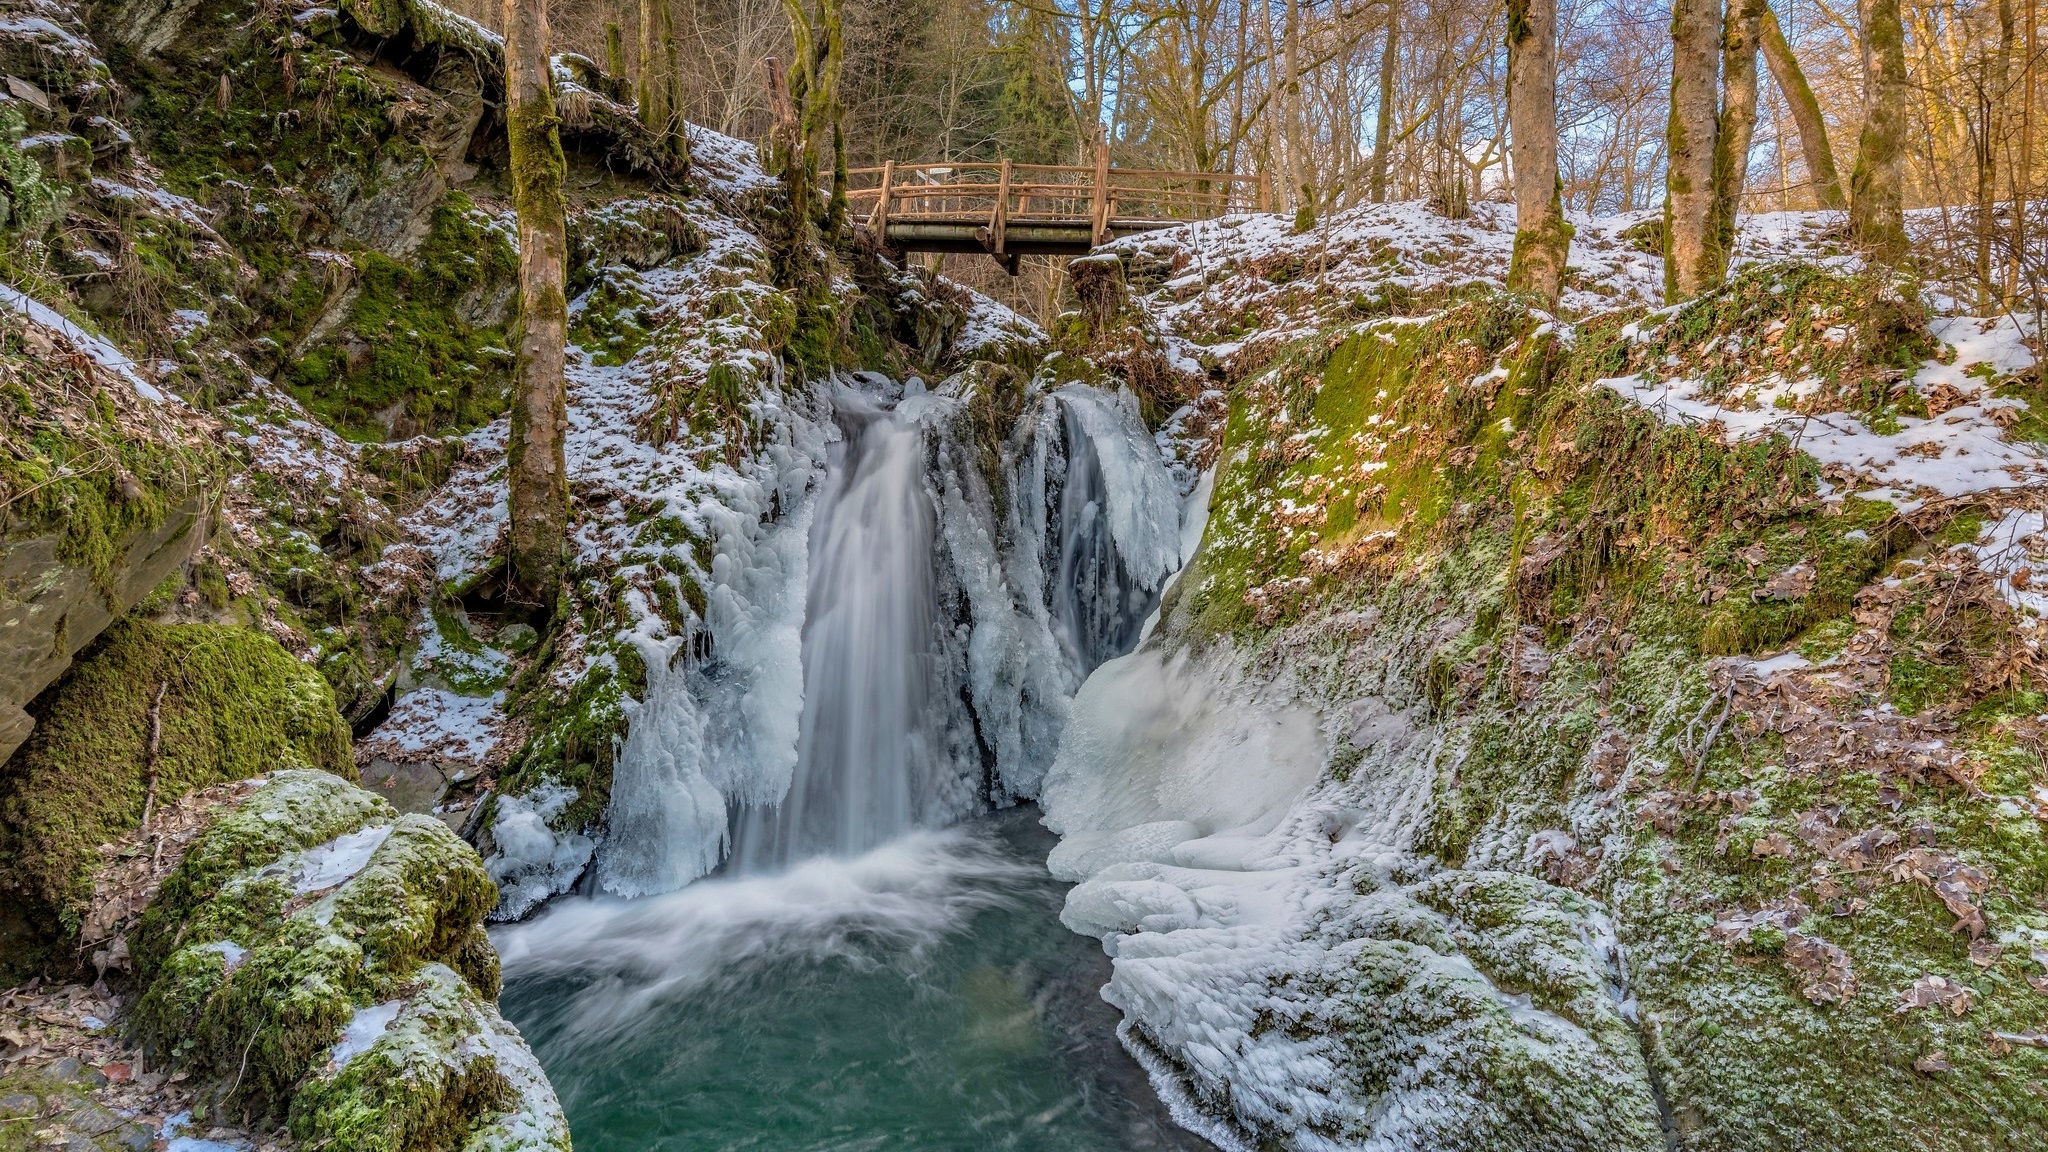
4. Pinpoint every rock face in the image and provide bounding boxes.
[0,491,210,766]
[0,619,352,981]
[128,769,569,1150]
